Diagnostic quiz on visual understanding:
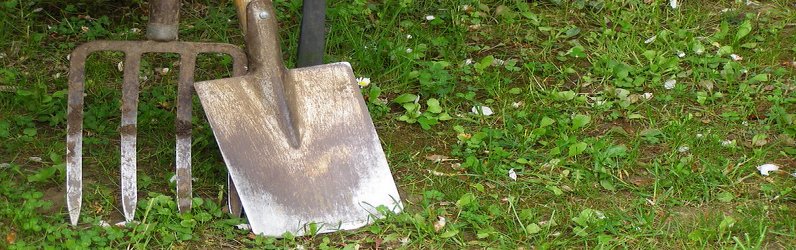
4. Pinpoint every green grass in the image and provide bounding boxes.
[1,0,795,248]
